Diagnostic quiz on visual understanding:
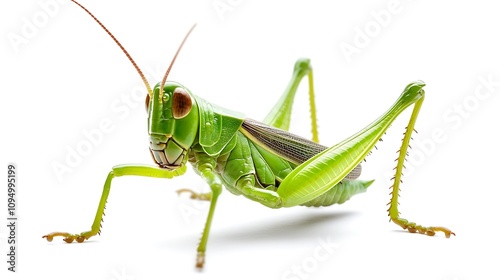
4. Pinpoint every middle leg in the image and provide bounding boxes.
[263,58,319,142]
